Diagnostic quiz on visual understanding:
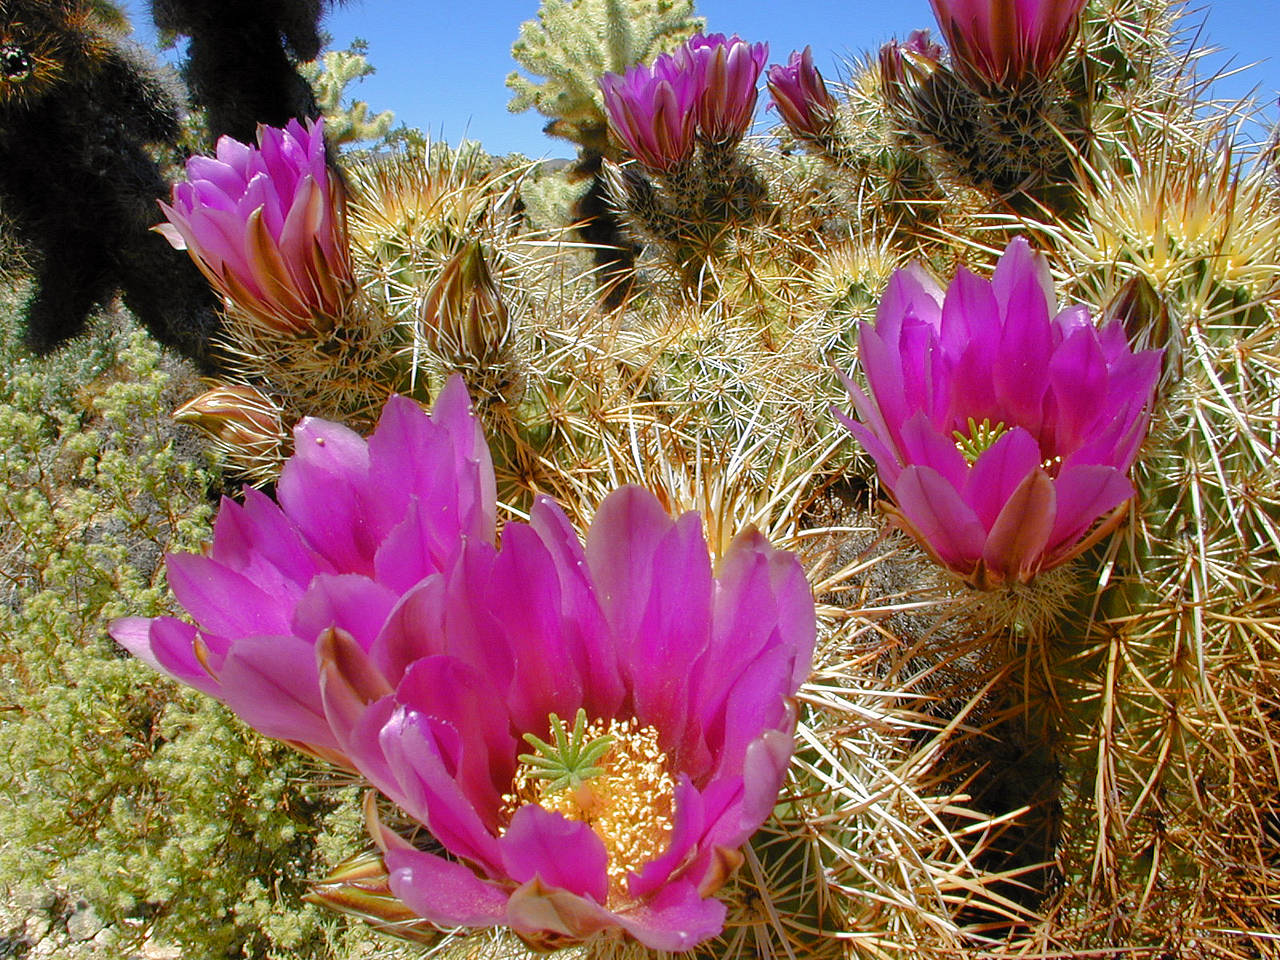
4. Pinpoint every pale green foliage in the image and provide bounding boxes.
[518,163,586,232]
[506,0,702,155]
[300,42,396,148]
[0,293,390,958]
